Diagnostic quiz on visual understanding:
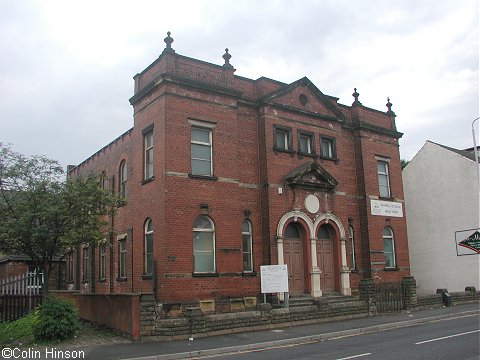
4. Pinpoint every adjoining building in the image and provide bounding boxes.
[68,32,410,311]
[403,141,480,296]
